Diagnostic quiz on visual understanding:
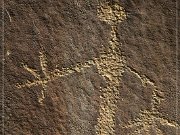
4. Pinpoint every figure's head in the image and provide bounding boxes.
[97,2,127,25]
